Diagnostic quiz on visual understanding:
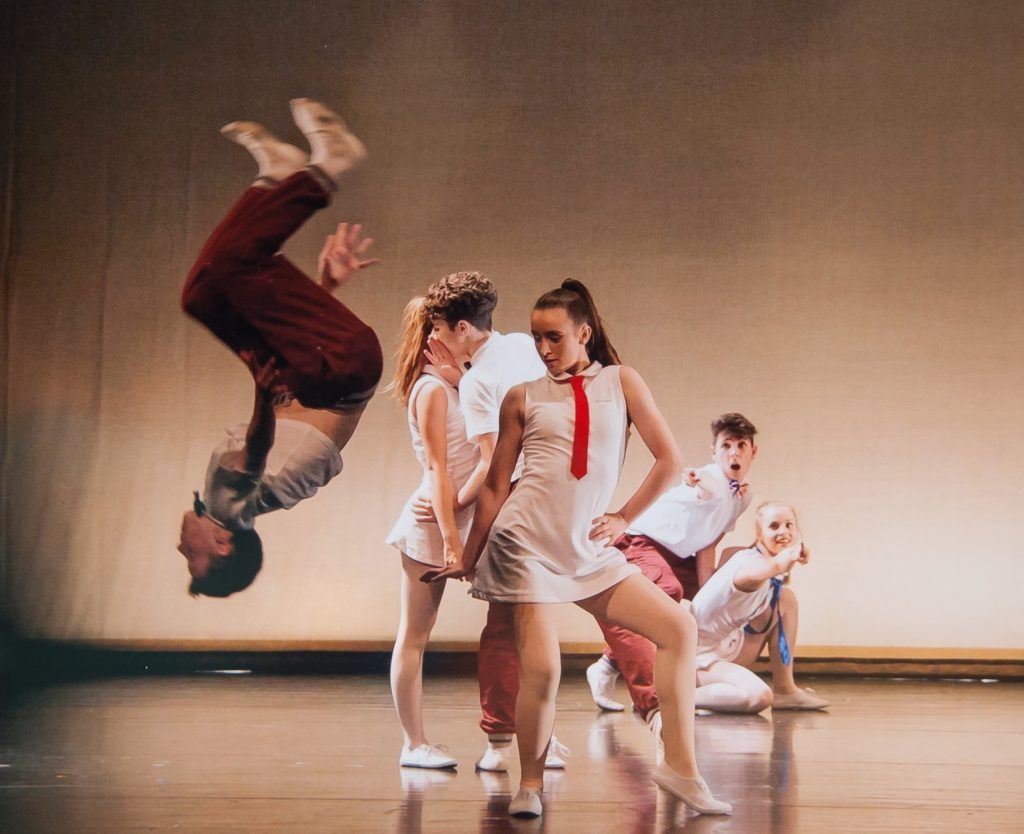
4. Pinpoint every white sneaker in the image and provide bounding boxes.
[220,121,308,184]
[586,656,626,711]
[399,743,457,769]
[646,710,665,765]
[509,786,543,818]
[289,98,366,188]
[652,763,732,815]
[475,741,512,772]
[545,735,570,769]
